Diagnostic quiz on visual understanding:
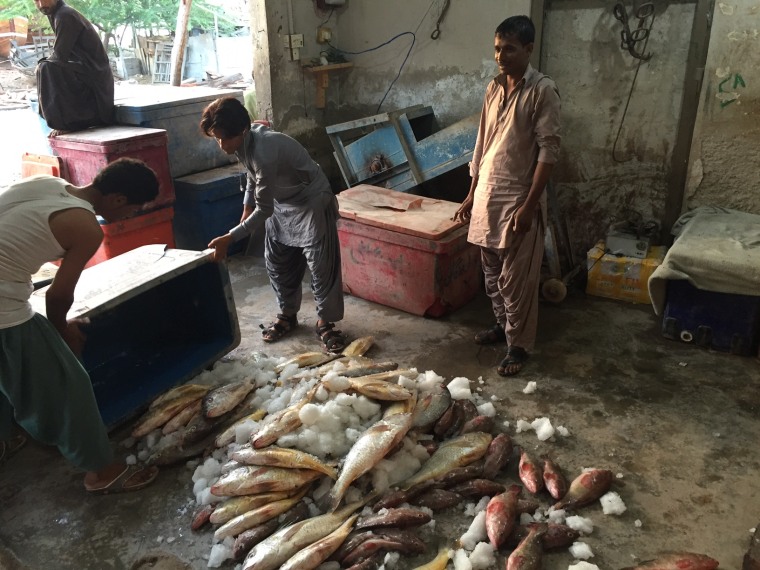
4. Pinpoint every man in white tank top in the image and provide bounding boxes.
[0,158,162,494]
